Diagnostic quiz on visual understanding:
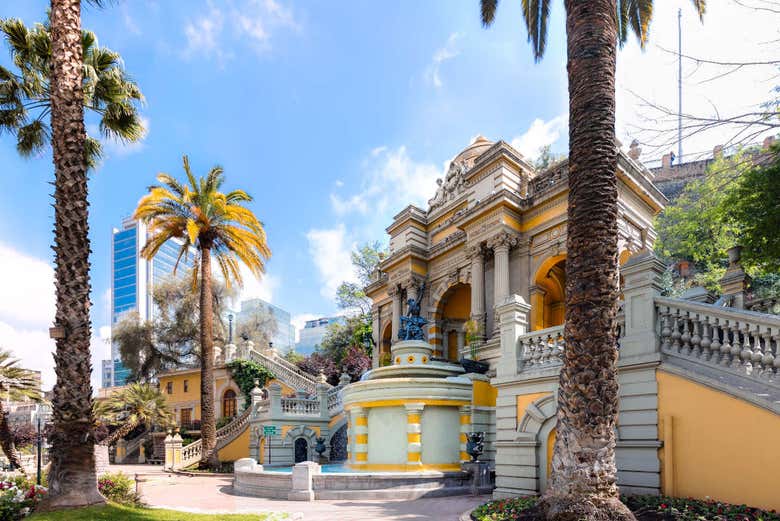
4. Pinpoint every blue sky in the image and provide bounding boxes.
[0,0,774,389]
